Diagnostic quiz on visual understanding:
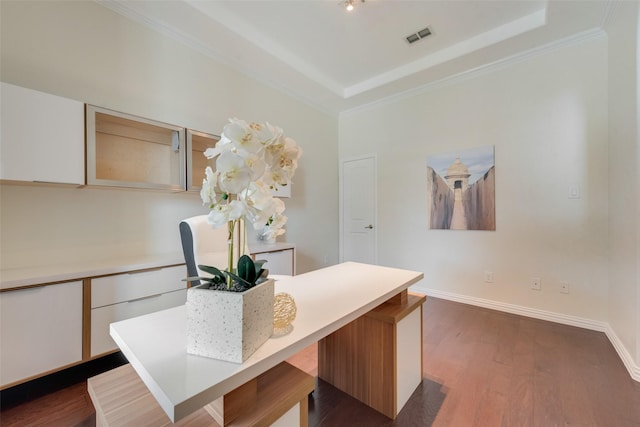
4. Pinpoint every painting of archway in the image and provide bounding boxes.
[427,146,495,230]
